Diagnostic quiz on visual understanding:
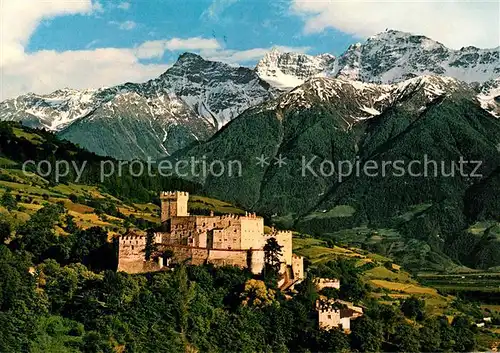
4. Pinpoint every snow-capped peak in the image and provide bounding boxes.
[265,75,468,129]
[256,29,499,89]
[477,78,500,118]
[255,49,337,91]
